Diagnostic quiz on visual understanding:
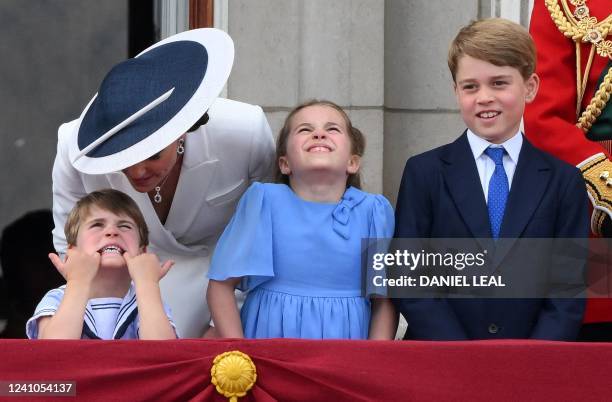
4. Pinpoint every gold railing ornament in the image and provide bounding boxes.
[211,350,257,402]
